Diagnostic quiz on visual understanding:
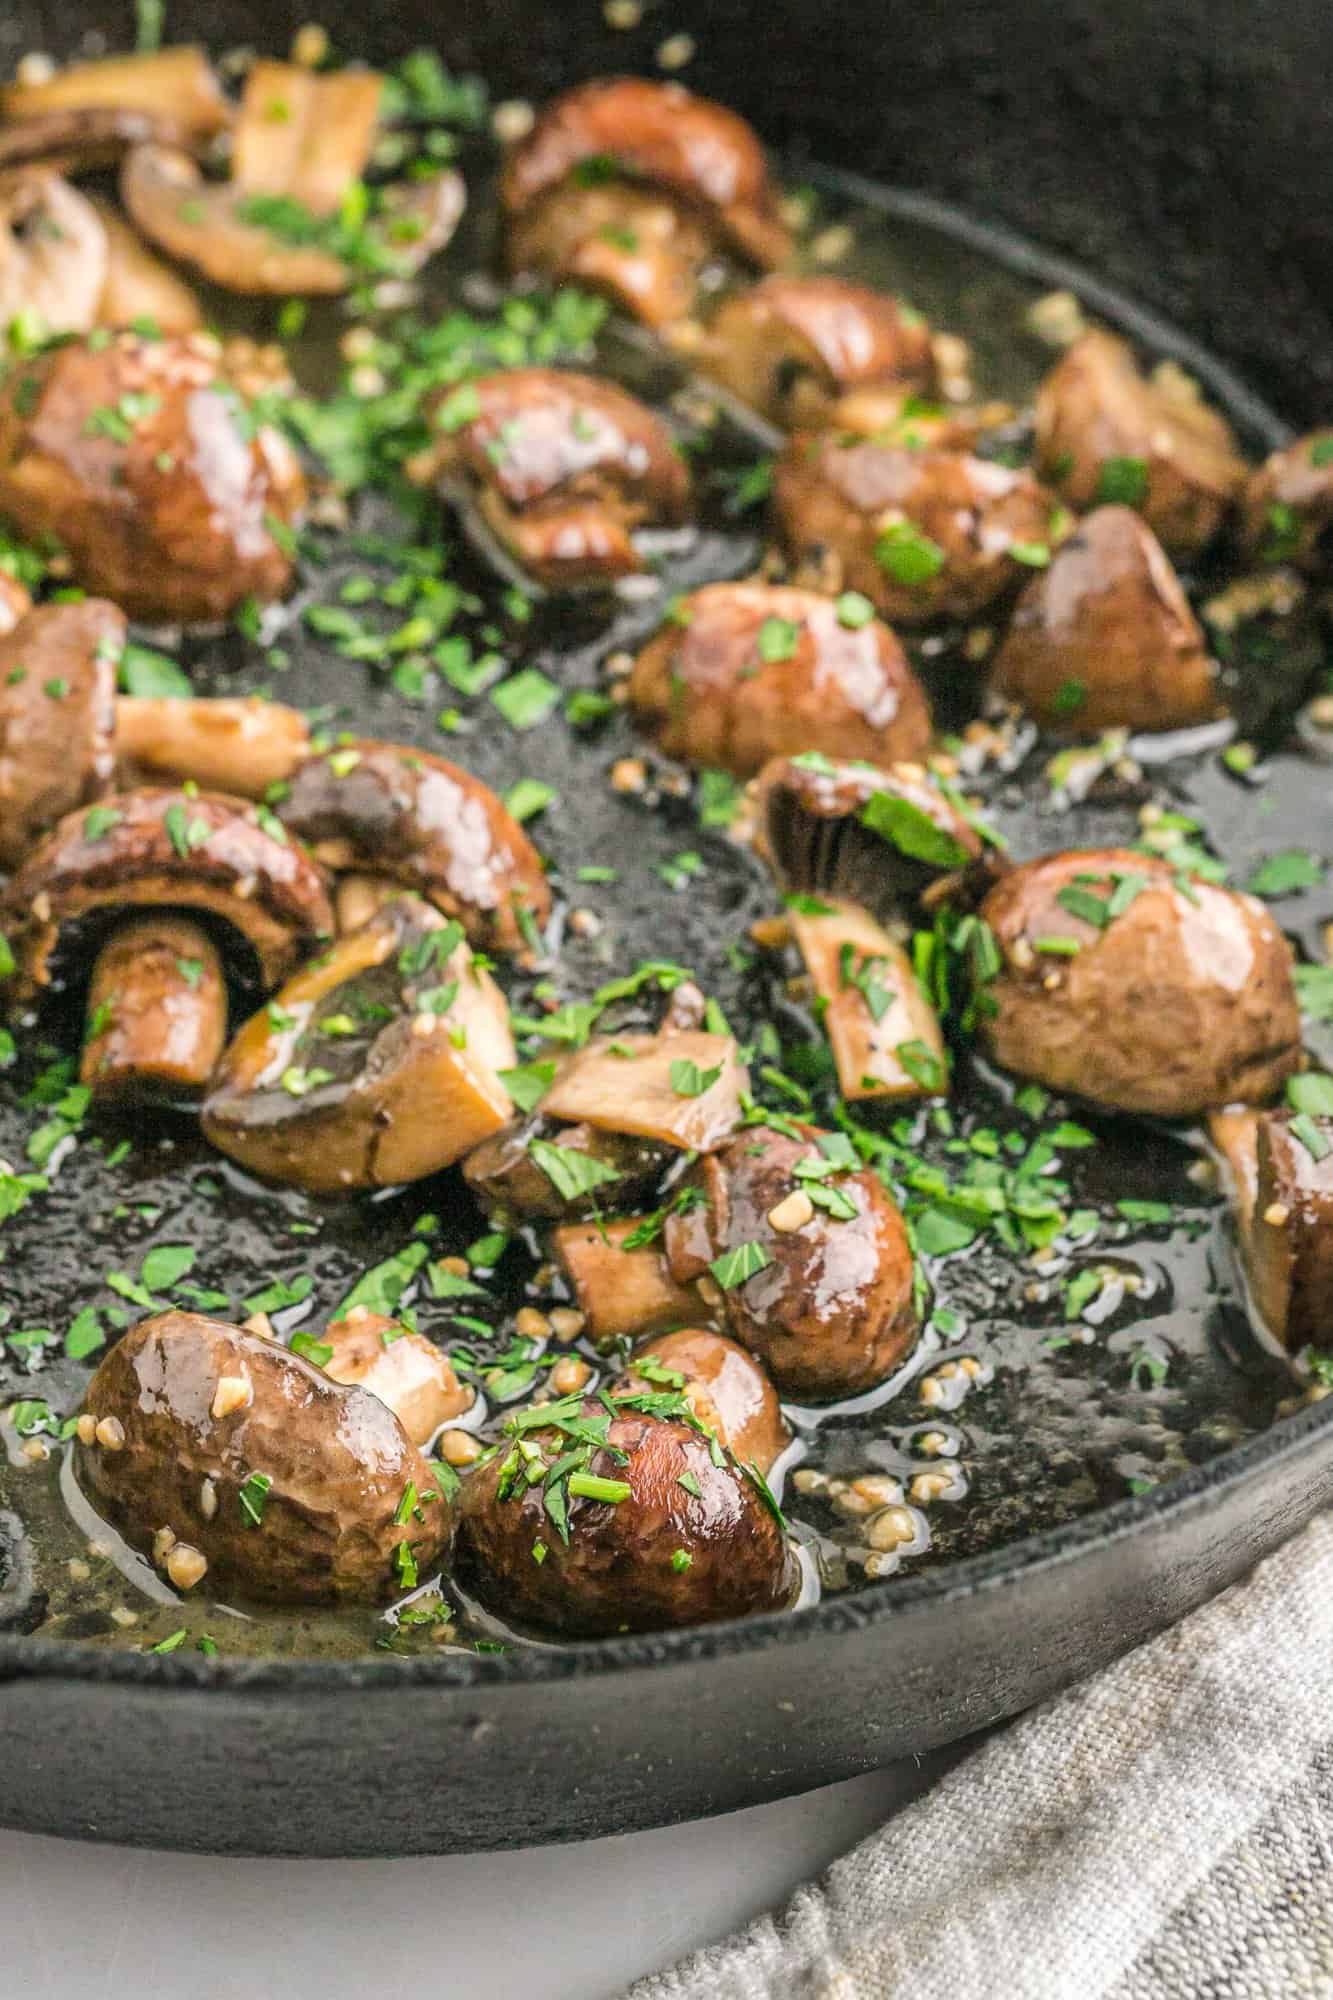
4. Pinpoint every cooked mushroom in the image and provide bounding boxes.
[1034,330,1246,559]
[276,739,551,957]
[230,60,384,216]
[0,107,203,177]
[92,197,203,335]
[977,849,1301,1116]
[113,694,310,800]
[78,1310,451,1606]
[457,1392,794,1636]
[0,168,108,338]
[1238,430,1333,575]
[0,332,305,623]
[630,582,932,776]
[321,1309,474,1446]
[503,77,790,330]
[704,277,935,428]
[619,1327,791,1474]
[557,1123,919,1400]
[80,913,226,1102]
[464,1119,672,1226]
[788,897,947,1102]
[1240,1111,1333,1354]
[1,786,333,1002]
[410,368,691,590]
[1,47,231,140]
[0,570,30,637]
[773,433,1058,626]
[0,599,121,870]
[989,505,1220,734]
[203,894,515,1193]
[824,386,1009,450]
